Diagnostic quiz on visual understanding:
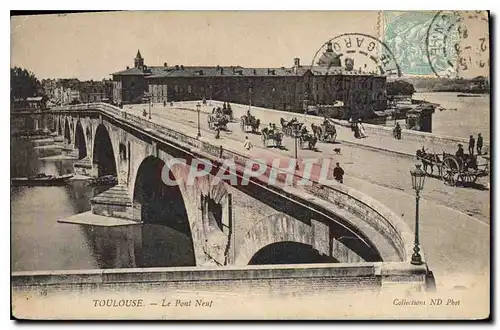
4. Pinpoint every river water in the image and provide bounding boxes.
[414,92,490,141]
[11,117,195,272]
